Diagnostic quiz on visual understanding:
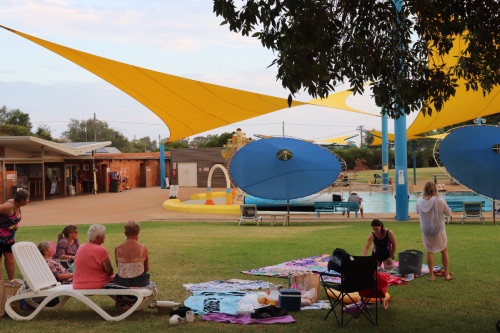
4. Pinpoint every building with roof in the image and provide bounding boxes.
[0,136,169,202]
